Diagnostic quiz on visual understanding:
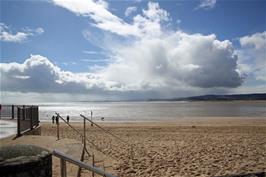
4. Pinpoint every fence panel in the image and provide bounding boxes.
[0,105,17,119]
[1,105,39,136]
